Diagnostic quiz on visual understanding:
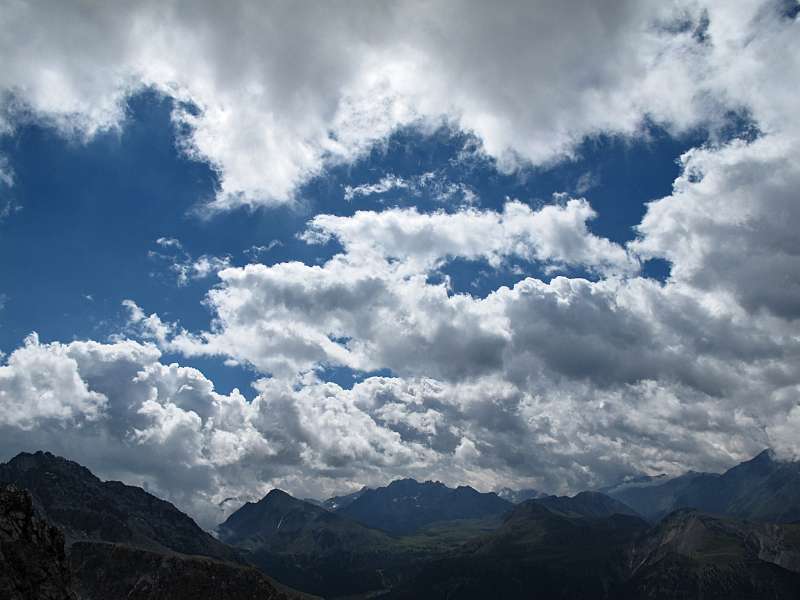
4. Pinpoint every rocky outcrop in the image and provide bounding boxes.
[0,485,76,600]
[622,510,800,599]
